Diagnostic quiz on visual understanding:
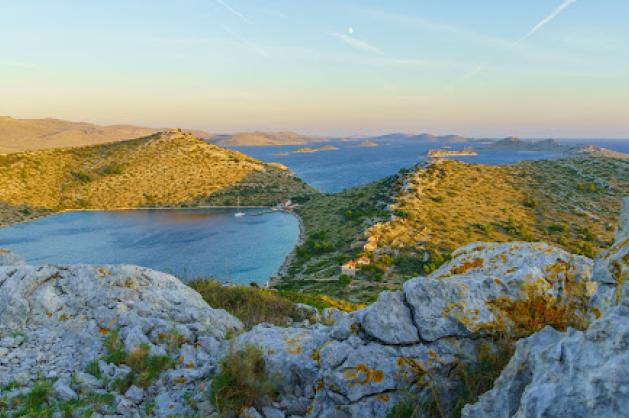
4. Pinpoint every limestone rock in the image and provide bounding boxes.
[0,263,243,416]
[360,291,419,344]
[463,306,629,418]
[404,242,594,341]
